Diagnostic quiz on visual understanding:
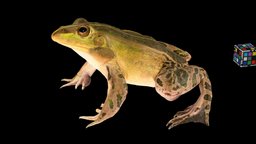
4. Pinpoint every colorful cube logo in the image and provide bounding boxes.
[233,43,256,67]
